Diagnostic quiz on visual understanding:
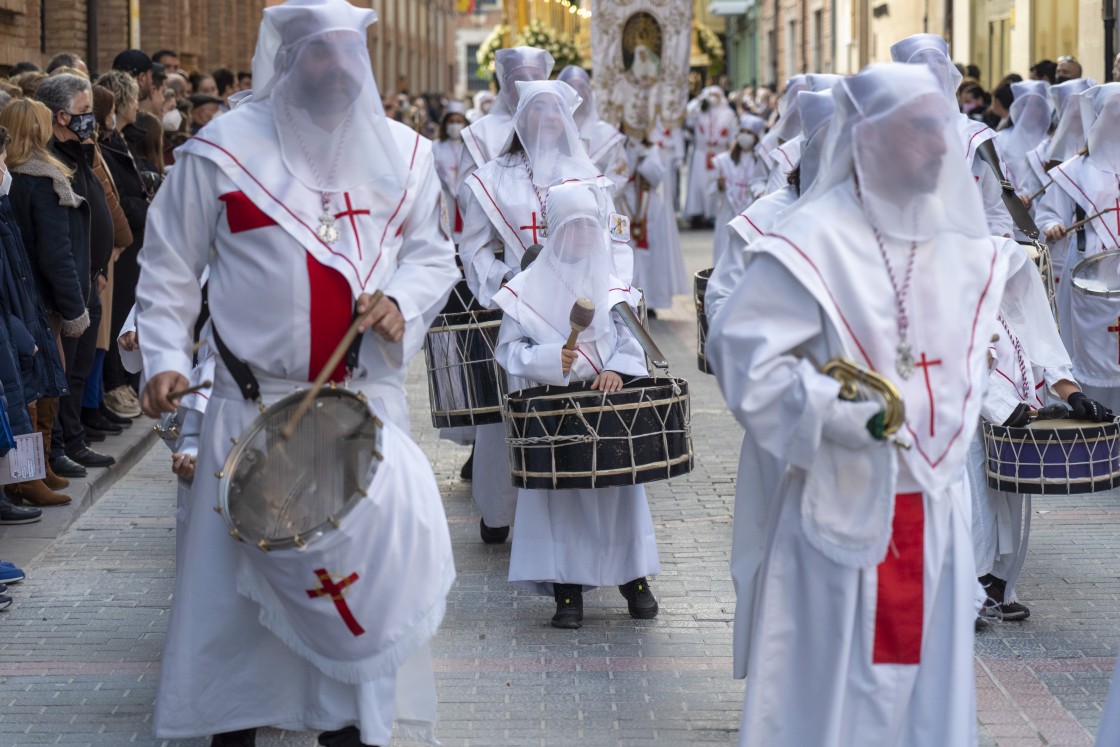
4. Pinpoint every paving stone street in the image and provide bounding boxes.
[0,230,1116,746]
